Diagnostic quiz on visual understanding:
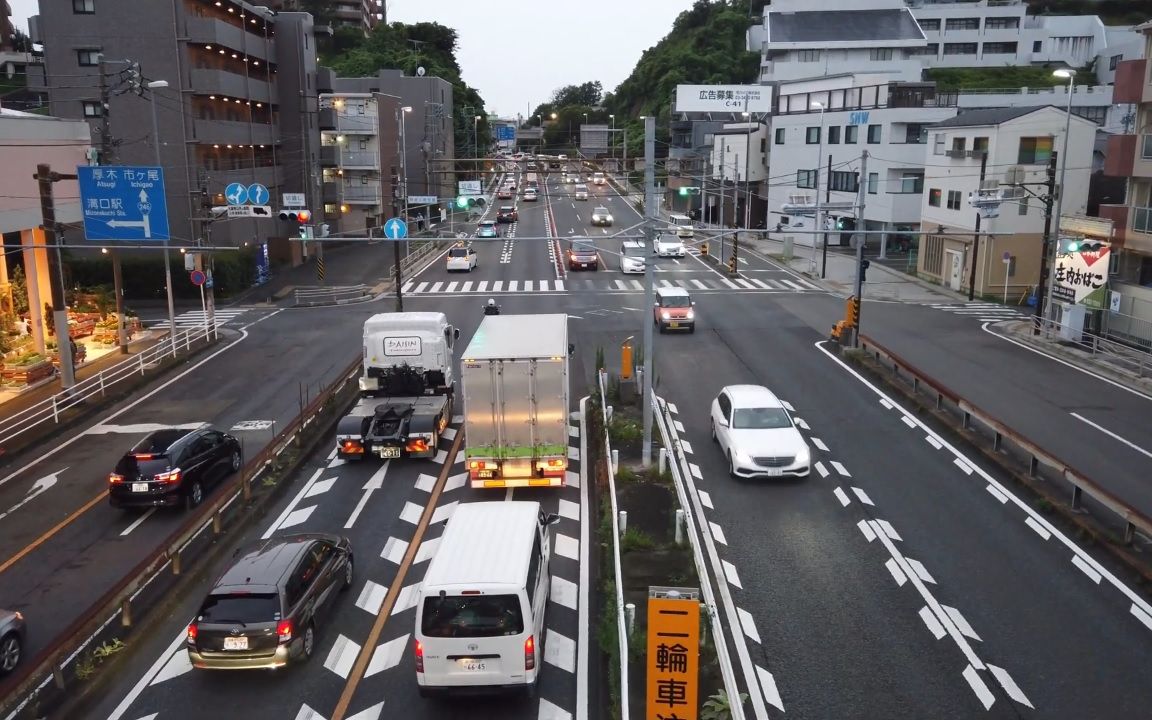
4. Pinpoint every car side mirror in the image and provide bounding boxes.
[454,328,461,340]
[544,512,561,526]
[717,418,728,428]
[691,301,696,306]
[568,343,575,357]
